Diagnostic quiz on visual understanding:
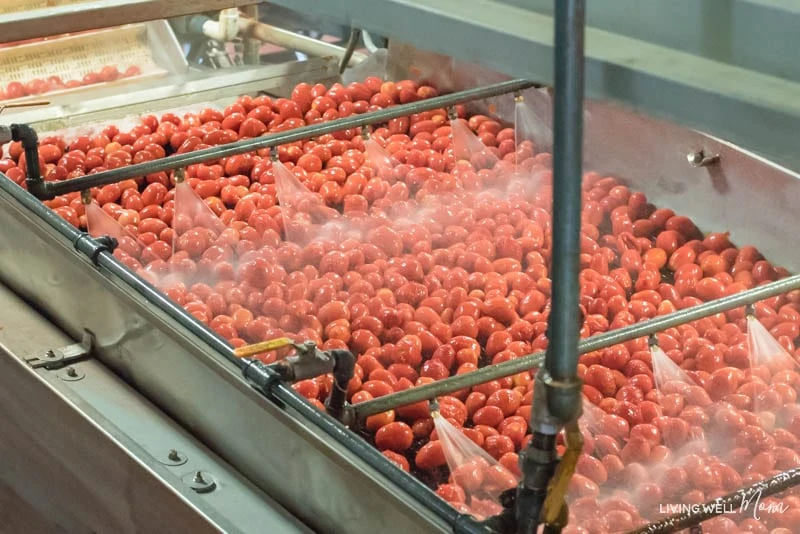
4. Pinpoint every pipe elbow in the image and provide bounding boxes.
[10,123,38,145]
[199,9,240,42]
[329,349,355,386]
[11,123,49,198]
